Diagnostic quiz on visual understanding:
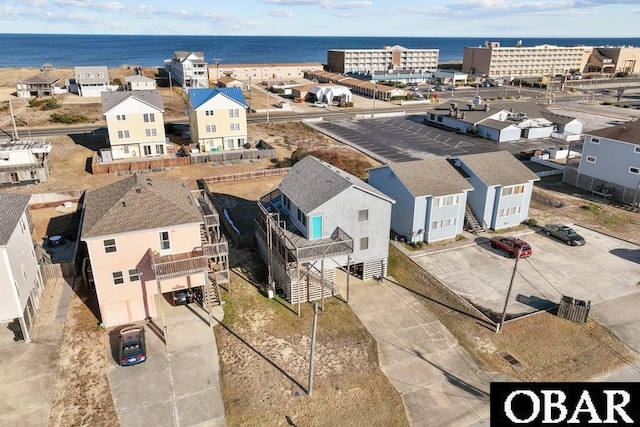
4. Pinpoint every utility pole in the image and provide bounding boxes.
[371,83,377,118]
[498,248,520,333]
[307,302,319,395]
